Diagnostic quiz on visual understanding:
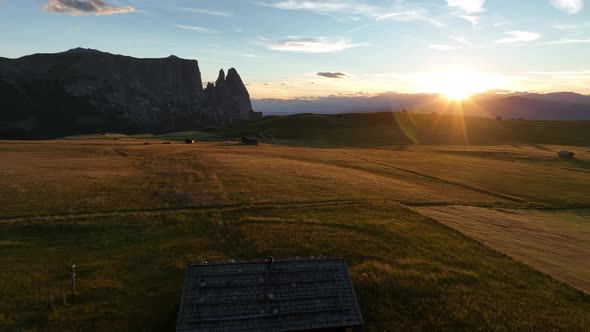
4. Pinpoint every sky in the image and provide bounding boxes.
[0,0,589,99]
